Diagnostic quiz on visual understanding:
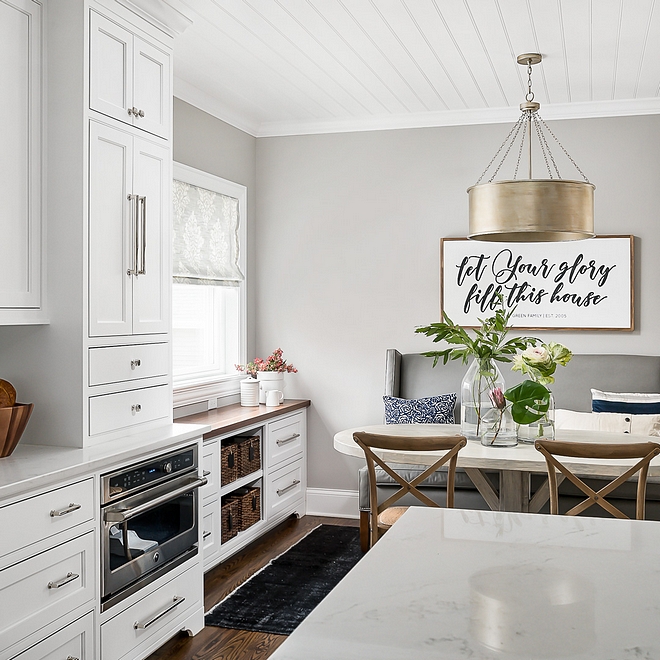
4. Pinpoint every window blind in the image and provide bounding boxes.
[172,179,244,286]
